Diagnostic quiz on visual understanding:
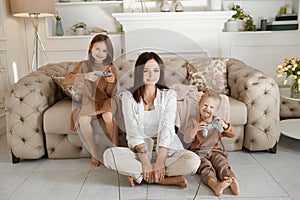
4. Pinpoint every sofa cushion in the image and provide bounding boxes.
[44,98,79,134]
[51,76,84,102]
[186,58,229,95]
[229,97,247,125]
[114,57,188,93]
